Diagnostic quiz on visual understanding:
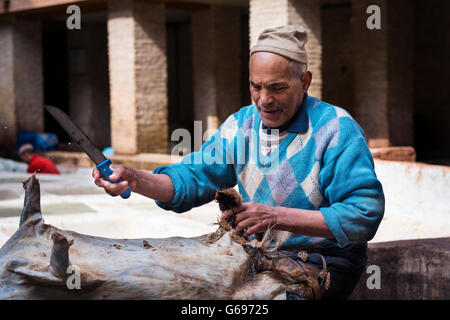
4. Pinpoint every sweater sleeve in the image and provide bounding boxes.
[152,122,237,213]
[319,119,385,248]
